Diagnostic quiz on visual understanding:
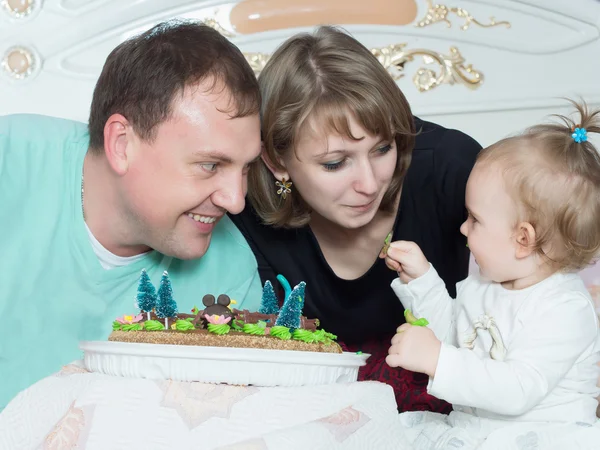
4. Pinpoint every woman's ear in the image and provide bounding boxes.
[260,143,290,181]
[514,222,536,259]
